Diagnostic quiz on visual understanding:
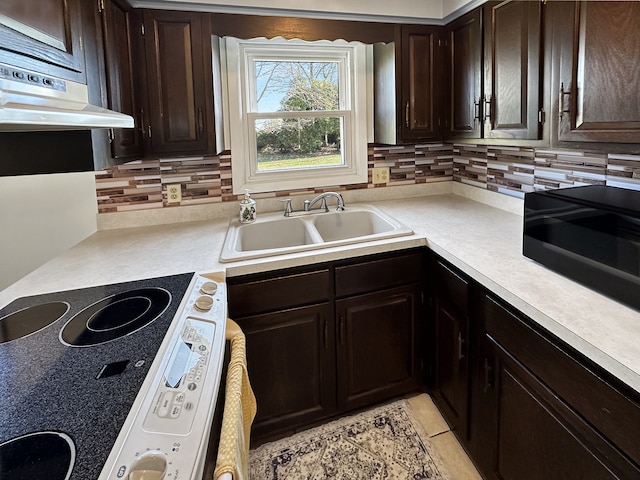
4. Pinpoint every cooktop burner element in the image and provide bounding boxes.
[0,302,69,344]
[60,288,171,347]
[0,431,75,480]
